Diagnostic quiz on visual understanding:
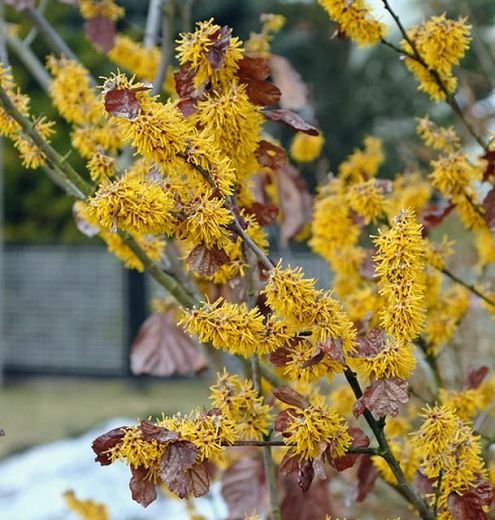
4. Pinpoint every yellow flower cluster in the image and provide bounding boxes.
[47,56,101,126]
[87,151,116,183]
[348,179,386,224]
[0,66,29,139]
[290,132,325,163]
[245,13,286,58]
[410,405,486,514]
[108,36,160,82]
[64,490,108,520]
[475,228,495,268]
[318,0,386,47]
[416,115,460,153]
[14,116,55,169]
[209,370,272,440]
[285,395,351,460]
[79,0,124,20]
[386,172,431,217]
[374,209,426,341]
[402,16,471,101]
[176,19,244,88]
[439,386,490,422]
[180,298,290,357]
[339,136,384,183]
